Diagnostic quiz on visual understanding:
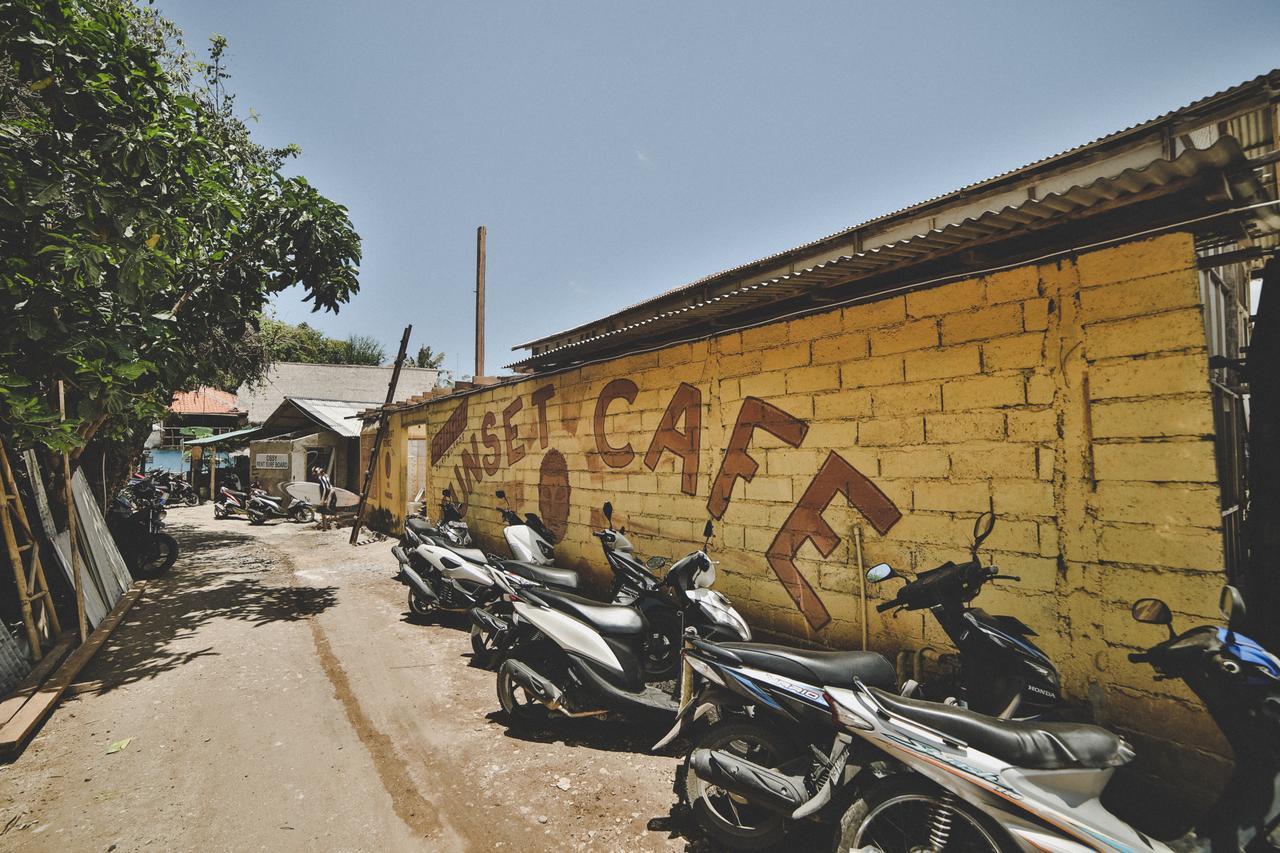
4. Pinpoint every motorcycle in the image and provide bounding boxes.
[106,477,179,578]
[495,488,557,565]
[666,510,1063,849]
[830,585,1280,853]
[246,488,315,525]
[213,484,252,520]
[148,471,199,506]
[492,516,752,727]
